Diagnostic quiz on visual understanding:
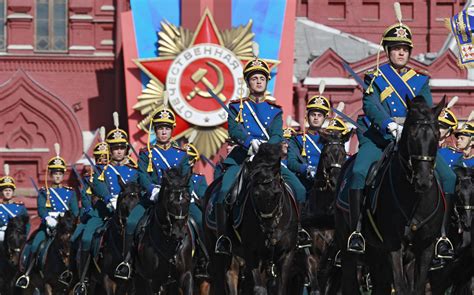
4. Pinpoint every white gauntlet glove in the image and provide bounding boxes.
[45,216,58,228]
[0,226,6,242]
[306,166,317,179]
[387,122,403,141]
[107,196,118,210]
[250,139,263,154]
[150,185,161,201]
